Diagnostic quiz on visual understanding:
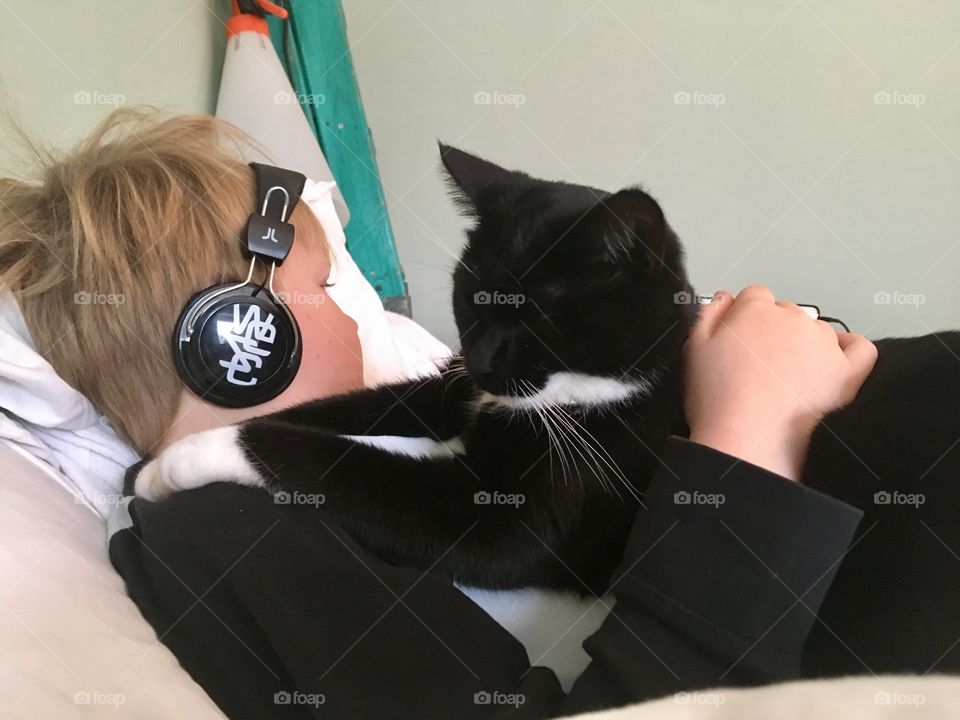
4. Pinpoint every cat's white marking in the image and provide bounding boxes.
[135,427,467,502]
[341,434,465,459]
[135,425,263,501]
[480,371,656,411]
